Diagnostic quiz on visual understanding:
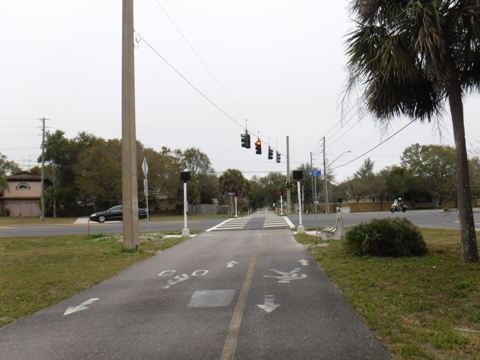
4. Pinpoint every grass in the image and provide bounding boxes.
[0,231,189,328]
[295,228,480,360]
